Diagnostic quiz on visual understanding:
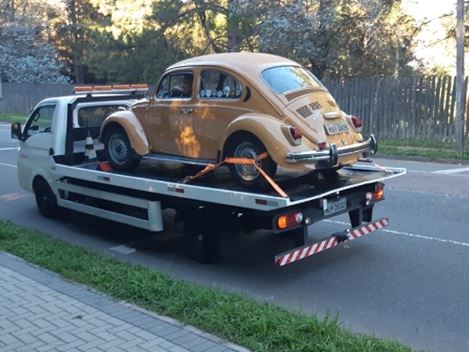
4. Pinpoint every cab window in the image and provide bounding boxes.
[24,104,55,137]
[156,72,193,99]
[77,105,126,128]
[199,70,242,99]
